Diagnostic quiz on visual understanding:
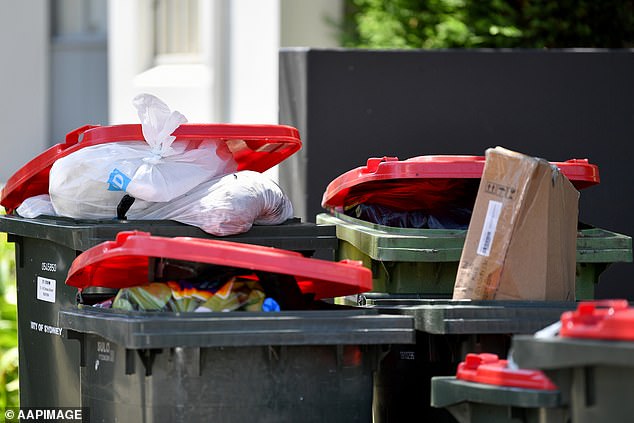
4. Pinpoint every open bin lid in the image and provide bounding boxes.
[559,300,634,341]
[322,155,600,210]
[65,231,371,300]
[1,123,301,213]
[456,353,557,391]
